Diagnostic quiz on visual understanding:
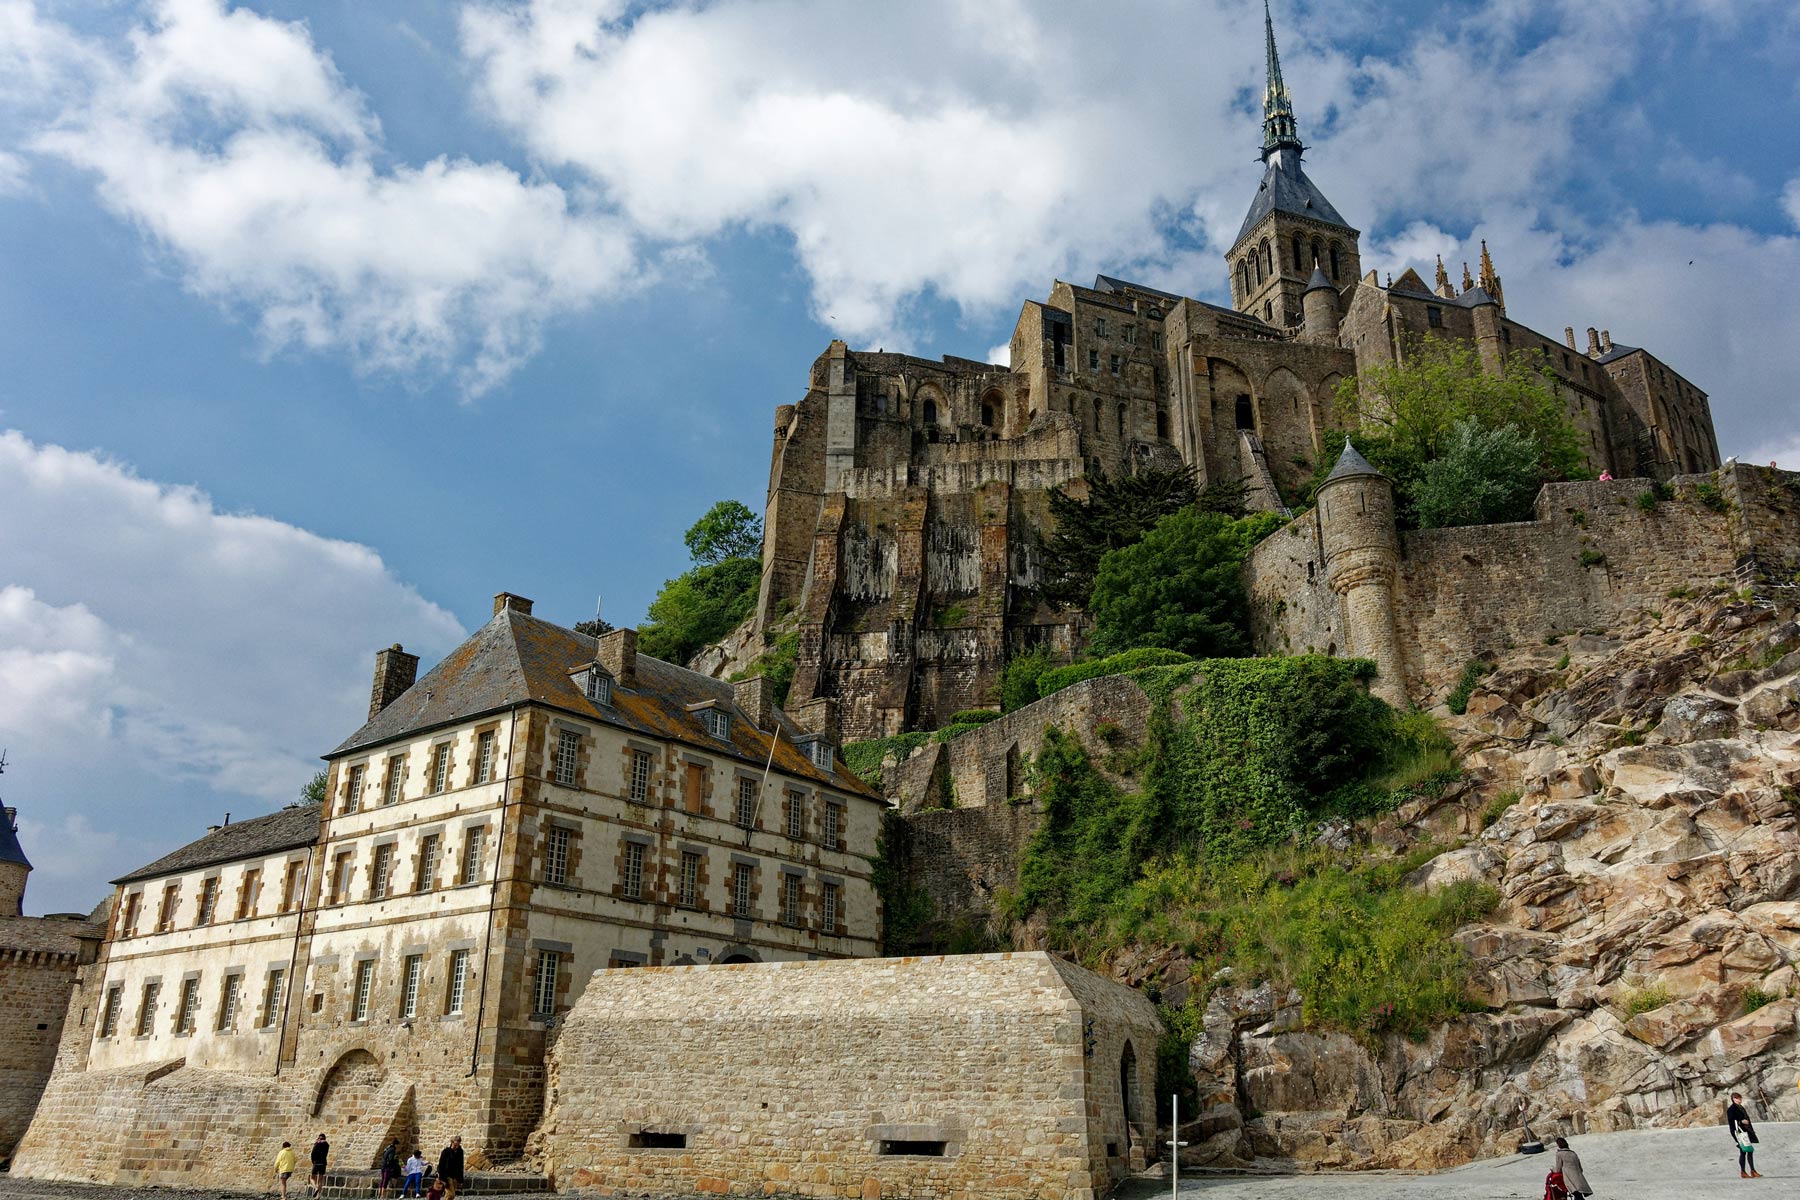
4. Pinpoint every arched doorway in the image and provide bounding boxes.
[1119,1041,1138,1151]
